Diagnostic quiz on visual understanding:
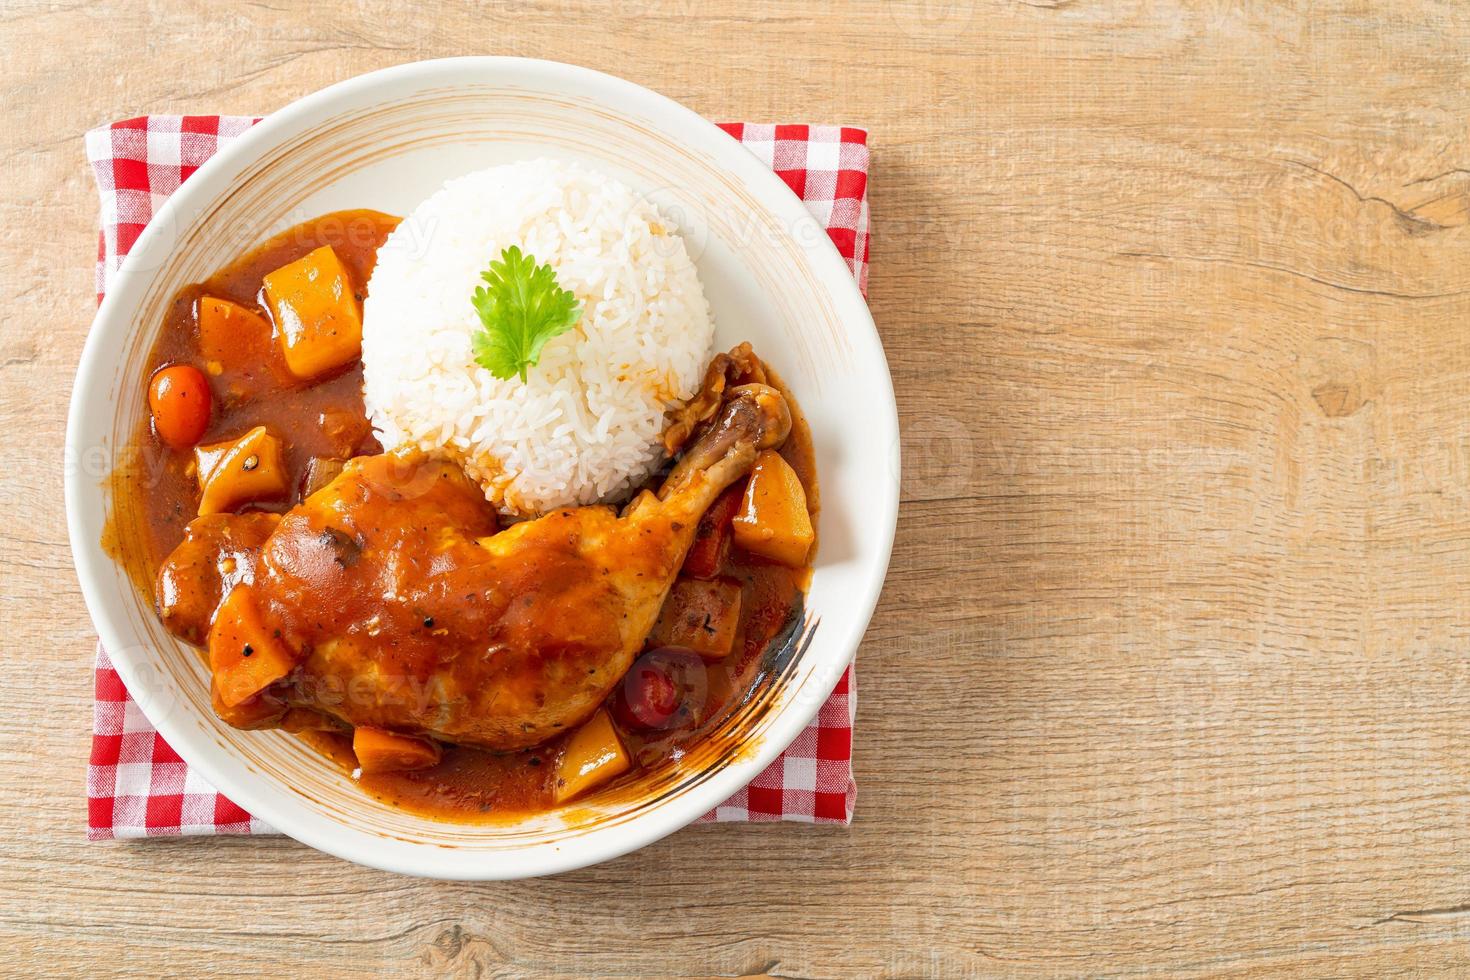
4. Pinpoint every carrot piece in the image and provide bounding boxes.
[731,450,814,567]
[352,726,442,775]
[261,245,363,379]
[197,296,272,367]
[211,681,286,729]
[208,586,295,708]
[554,709,630,803]
[649,576,744,660]
[682,482,744,579]
[194,425,288,515]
